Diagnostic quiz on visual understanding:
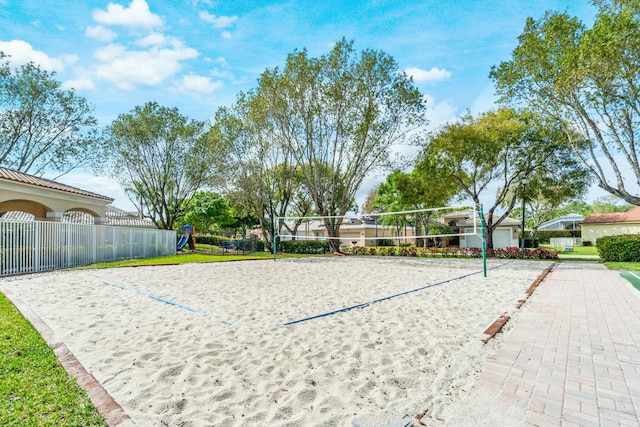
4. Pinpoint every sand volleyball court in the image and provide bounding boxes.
[0,257,552,426]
